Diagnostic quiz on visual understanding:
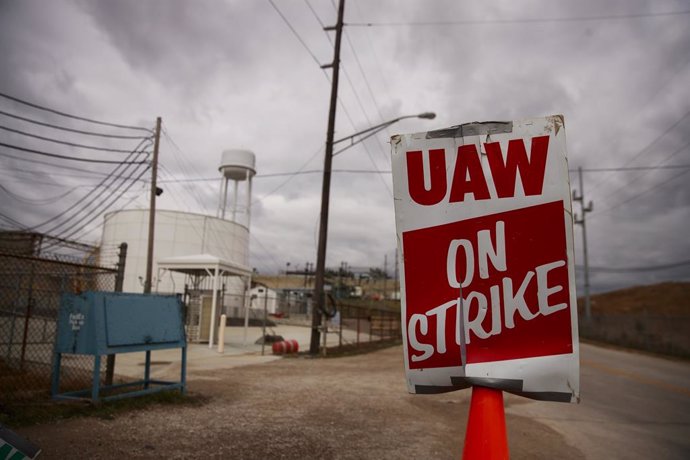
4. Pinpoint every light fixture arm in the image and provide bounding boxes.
[332,112,436,156]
